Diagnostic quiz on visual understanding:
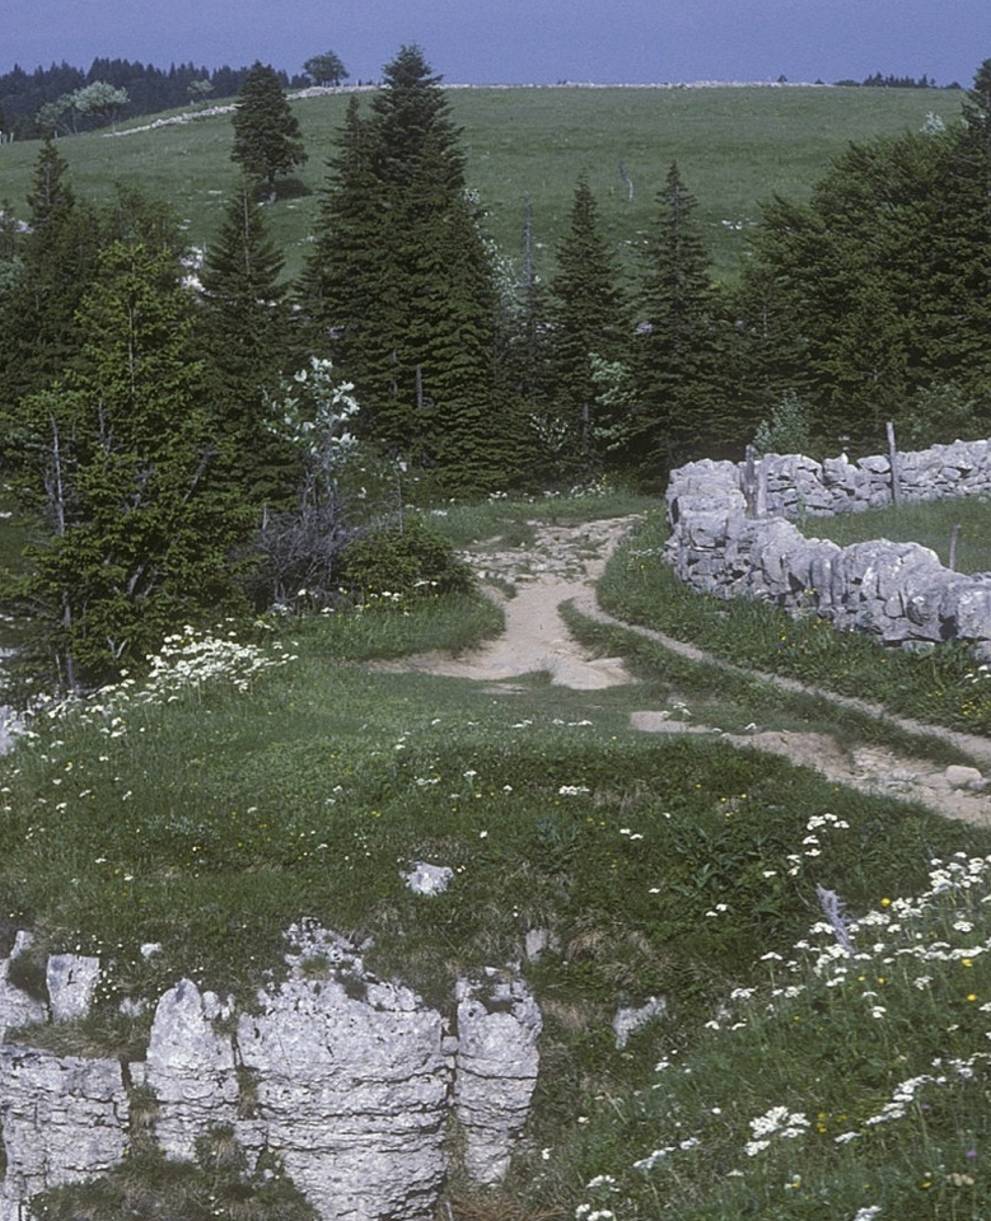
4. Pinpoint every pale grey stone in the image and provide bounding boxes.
[238,924,452,1220]
[524,928,552,962]
[664,437,991,661]
[0,1044,128,1206]
[46,954,101,1023]
[145,978,238,1160]
[944,765,984,790]
[455,969,542,1185]
[403,862,454,896]
[140,942,163,959]
[613,996,667,1049]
